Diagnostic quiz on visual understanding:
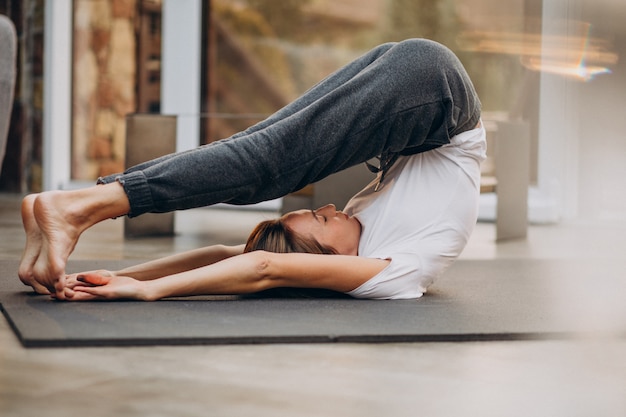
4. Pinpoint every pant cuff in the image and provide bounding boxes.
[112,171,154,218]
